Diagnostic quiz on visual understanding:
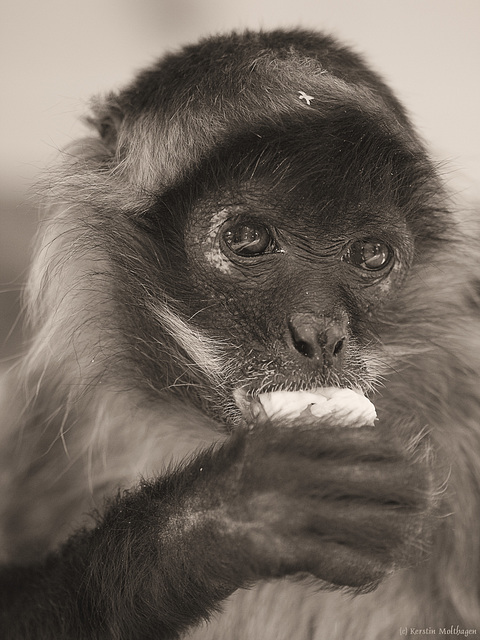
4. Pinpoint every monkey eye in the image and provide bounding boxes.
[222,221,276,257]
[343,239,393,271]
